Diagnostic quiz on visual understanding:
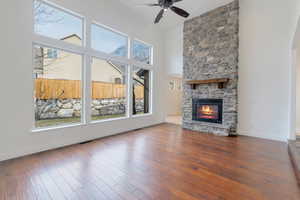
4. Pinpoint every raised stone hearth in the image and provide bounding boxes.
[182,0,239,136]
